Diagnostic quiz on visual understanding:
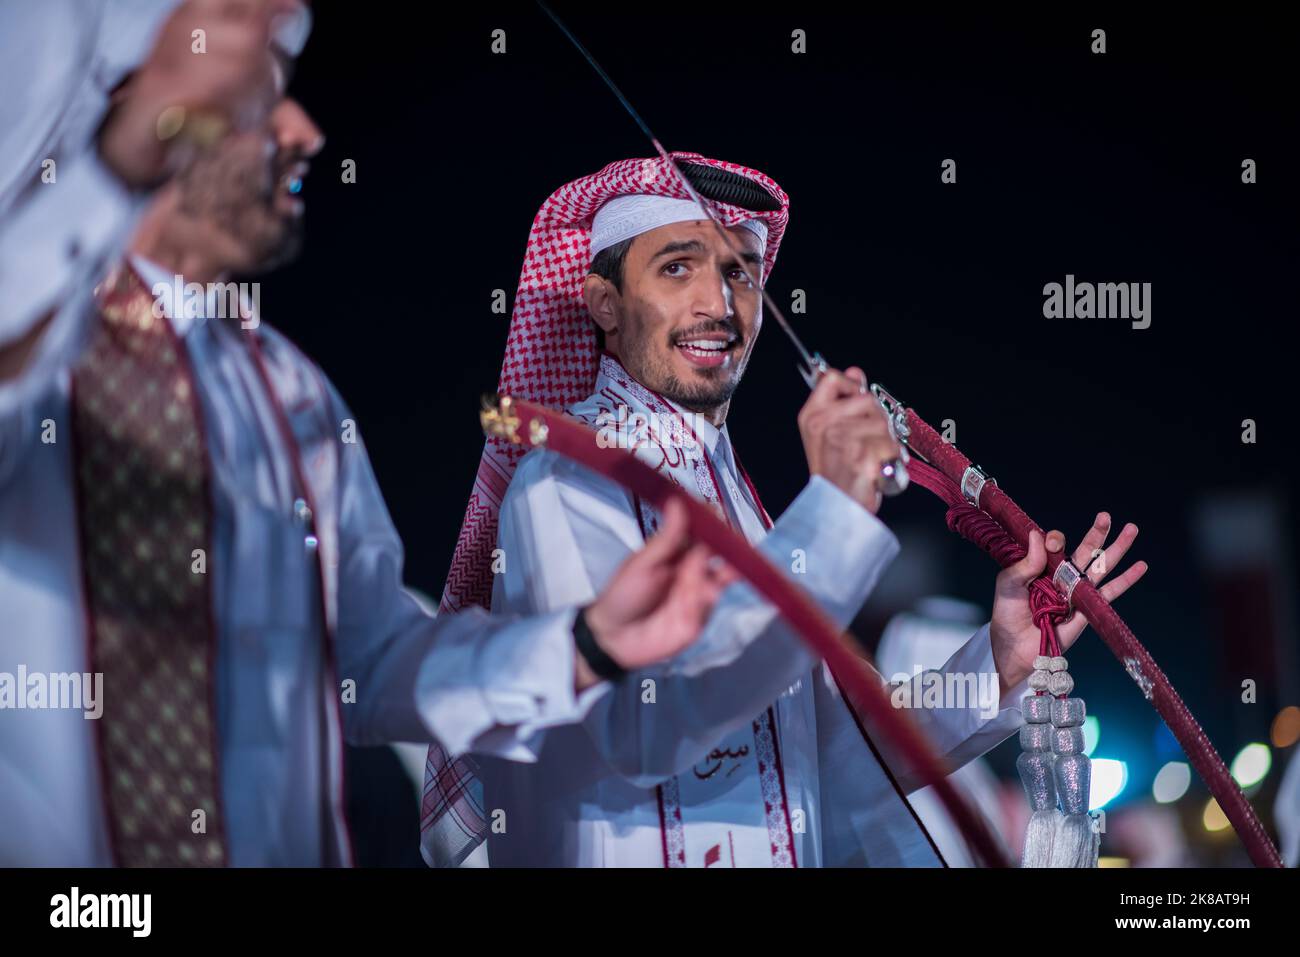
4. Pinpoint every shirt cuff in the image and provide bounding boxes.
[415,606,612,762]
